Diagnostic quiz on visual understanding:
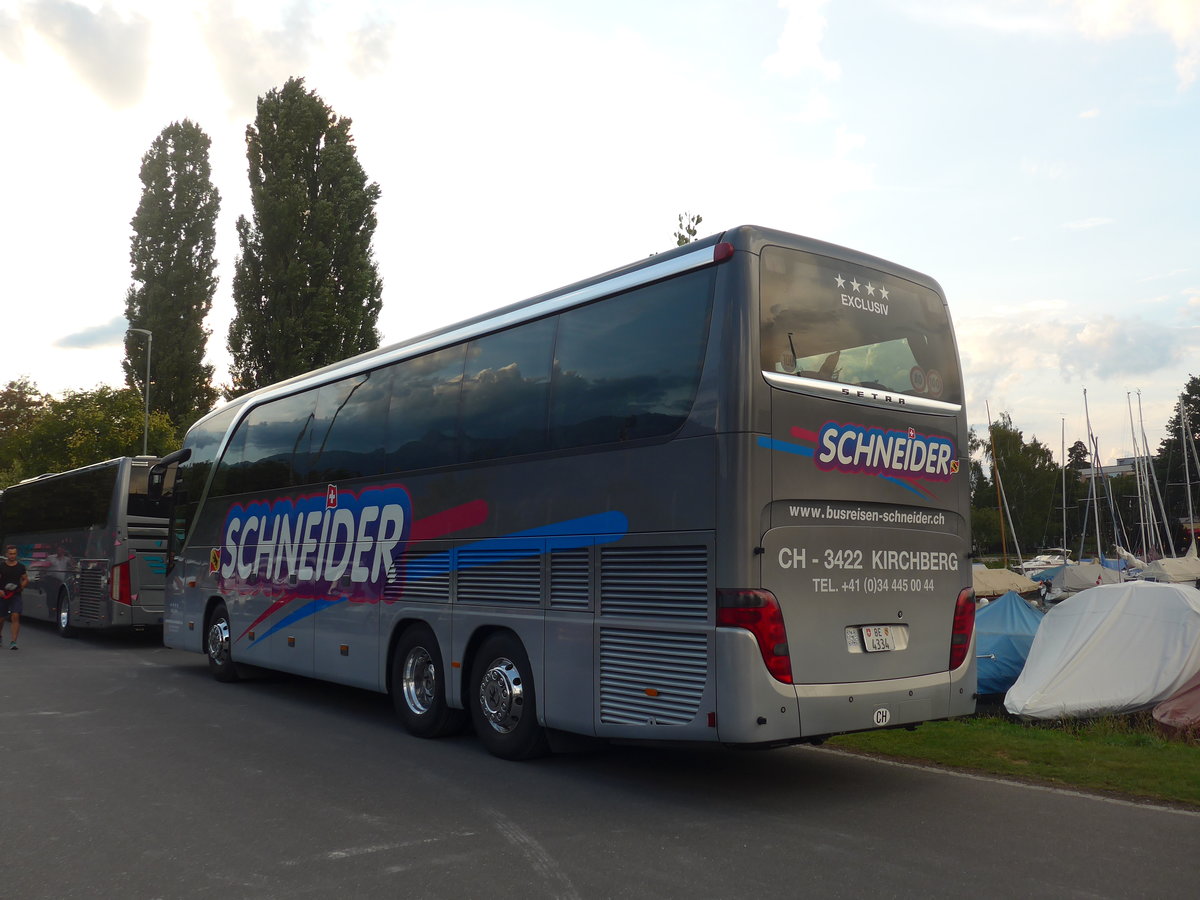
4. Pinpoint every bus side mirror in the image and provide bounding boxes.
[148,447,191,501]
